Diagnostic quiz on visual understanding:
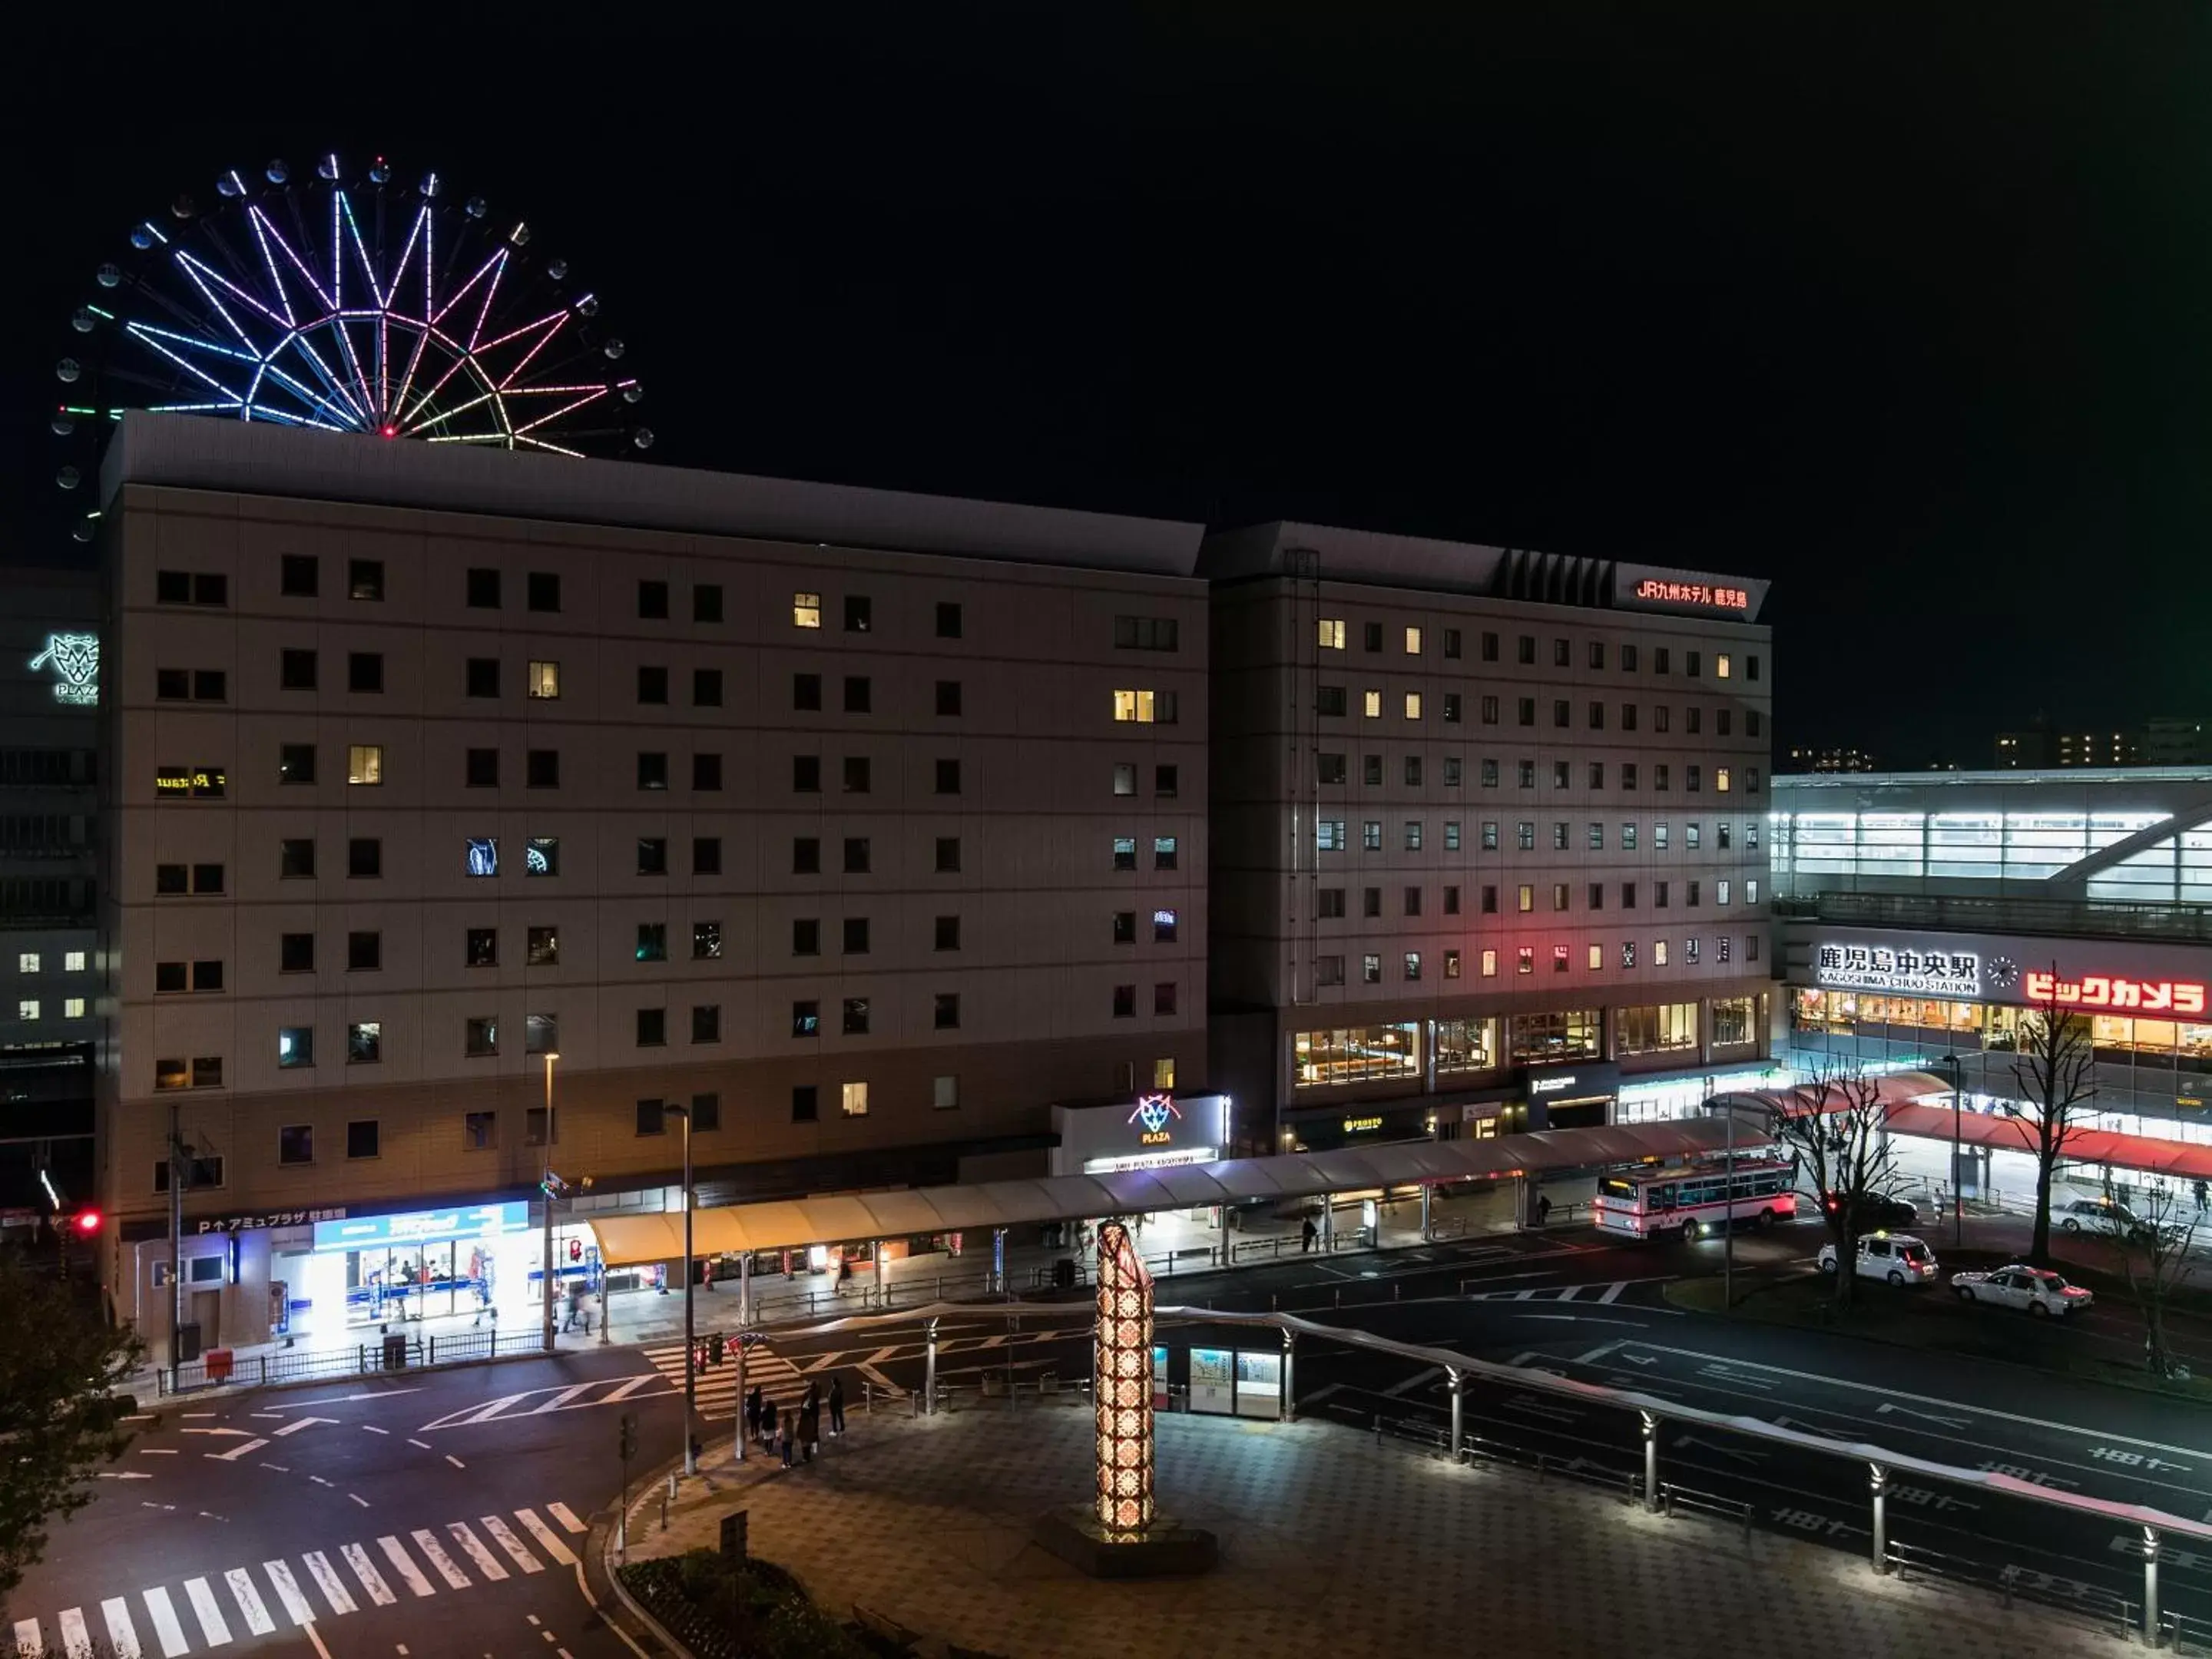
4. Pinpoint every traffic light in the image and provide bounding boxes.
[69,1208,102,1236]
[618,1410,637,1462]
